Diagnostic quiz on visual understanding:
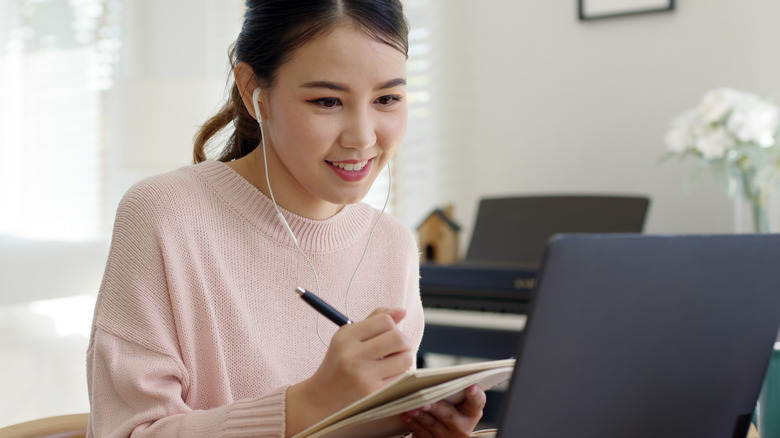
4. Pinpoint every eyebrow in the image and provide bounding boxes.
[299,78,406,92]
